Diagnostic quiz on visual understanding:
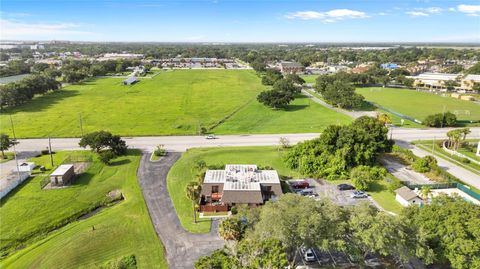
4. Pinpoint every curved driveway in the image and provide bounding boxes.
[136,152,224,269]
